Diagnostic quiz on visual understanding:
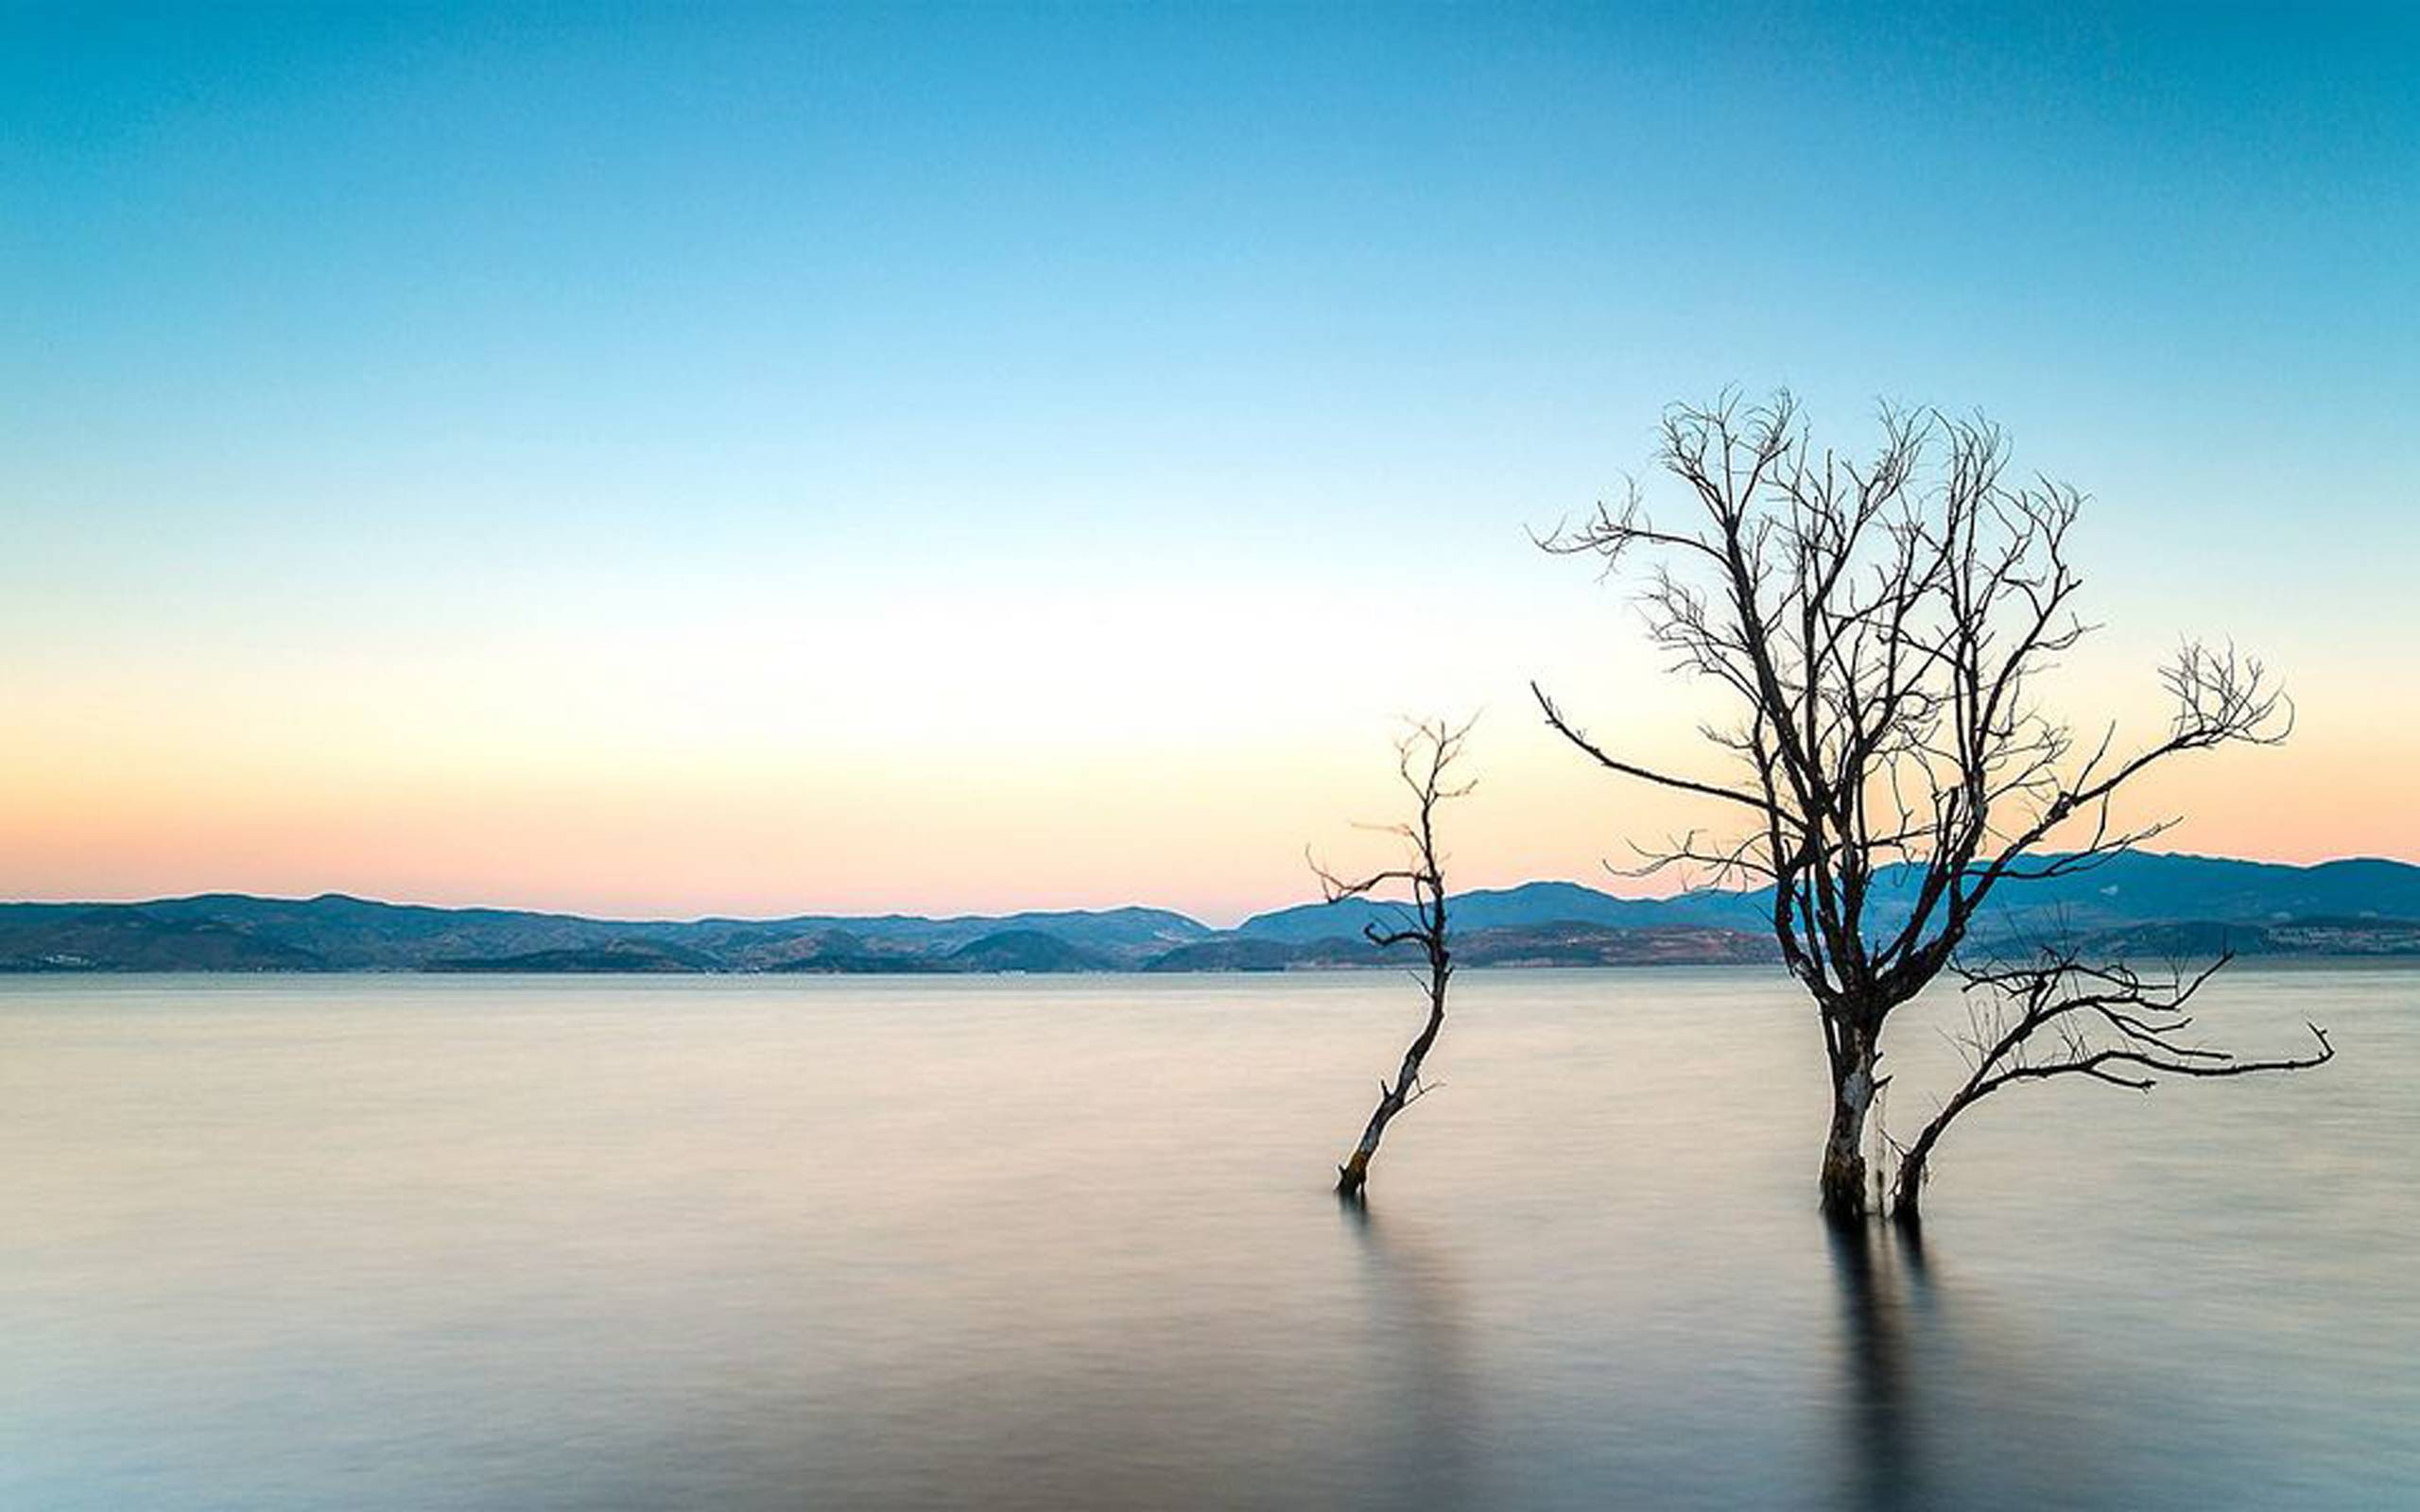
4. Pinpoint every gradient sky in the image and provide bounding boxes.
[3,3,2413,923]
